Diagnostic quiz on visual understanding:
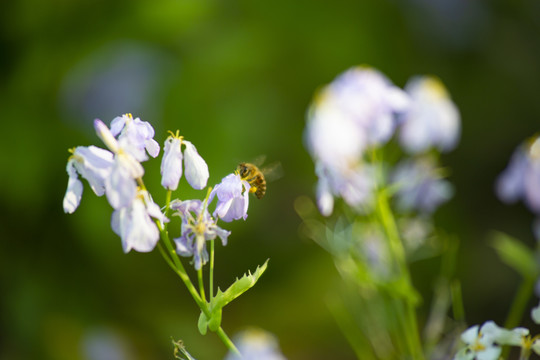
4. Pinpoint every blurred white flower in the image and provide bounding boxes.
[399,76,460,154]
[496,136,540,214]
[304,66,409,216]
[224,328,286,360]
[392,156,453,213]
